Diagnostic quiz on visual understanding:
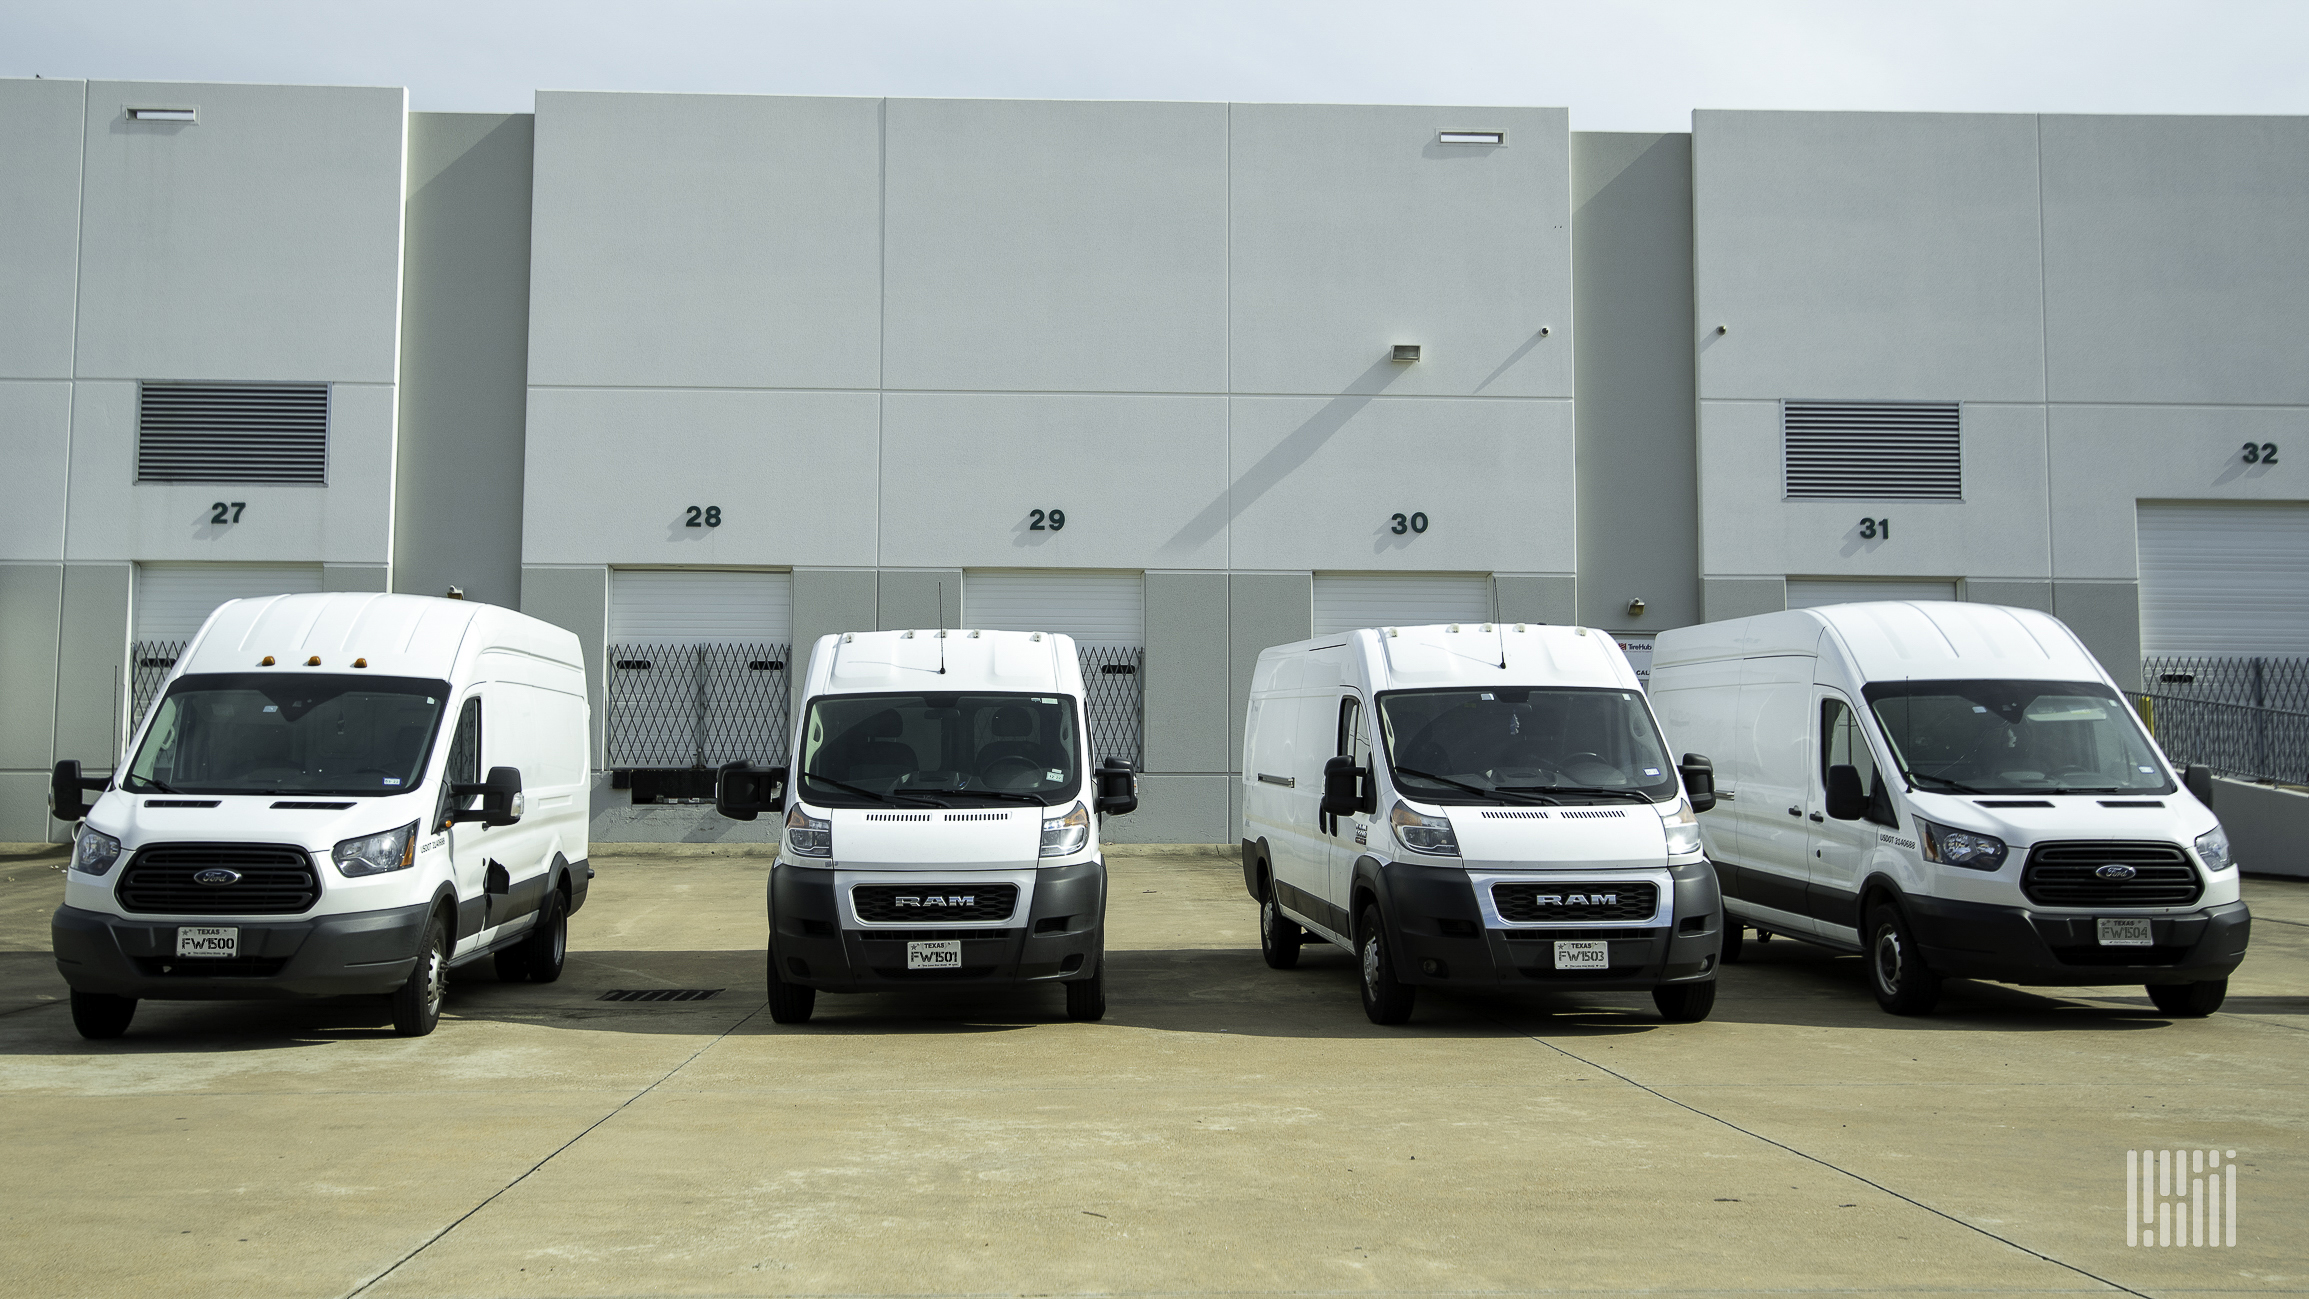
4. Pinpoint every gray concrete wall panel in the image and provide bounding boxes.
[0,564,63,771]
[2041,115,2309,406]
[527,93,882,391]
[1693,111,2046,403]
[2210,777,2307,879]
[1142,572,1230,775]
[396,112,532,609]
[883,99,1227,394]
[1960,580,2053,612]
[879,393,1227,570]
[877,569,961,631]
[1493,574,1578,625]
[1228,573,1310,768]
[1108,774,1230,844]
[322,565,390,592]
[791,569,877,678]
[1702,576,1786,622]
[0,772,64,844]
[1228,104,1571,399]
[1572,132,1699,631]
[54,562,130,766]
[521,565,609,764]
[2052,580,2143,690]
[1225,395,1575,572]
[74,82,408,384]
[521,388,880,567]
[2046,405,2309,580]
[0,78,87,380]
[0,383,73,562]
